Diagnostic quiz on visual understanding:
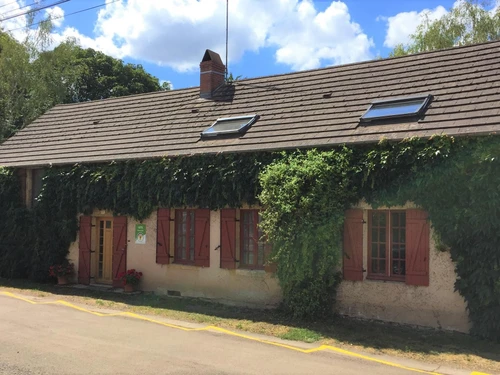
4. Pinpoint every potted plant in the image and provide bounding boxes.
[118,269,143,292]
[49,262,75,285]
